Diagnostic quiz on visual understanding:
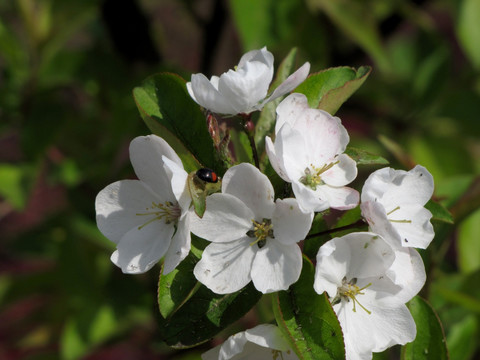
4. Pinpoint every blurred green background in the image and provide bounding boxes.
[1,0,480,359]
